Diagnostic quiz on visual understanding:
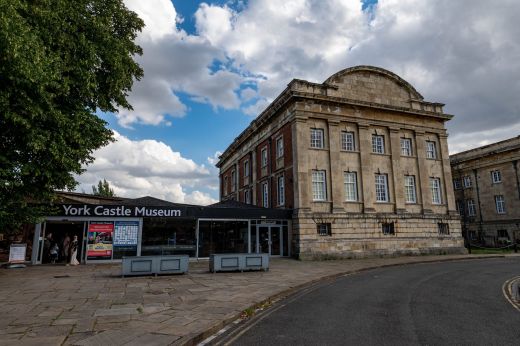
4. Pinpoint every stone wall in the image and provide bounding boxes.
[293,213,465,259]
